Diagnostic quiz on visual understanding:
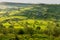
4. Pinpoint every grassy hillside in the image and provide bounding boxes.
[0,3,60,40]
